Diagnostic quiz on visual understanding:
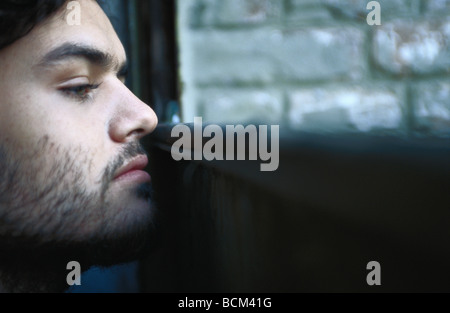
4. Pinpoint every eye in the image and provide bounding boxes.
[60,83,102,102]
